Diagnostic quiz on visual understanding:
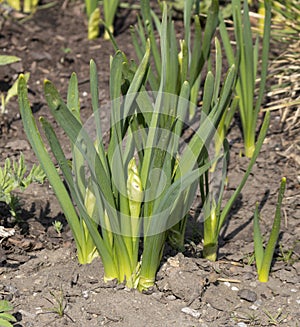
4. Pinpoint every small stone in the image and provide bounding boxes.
[166,295,176,301]
[237,289,257,302]
[237,323,248,327]
[181,307,201,318]
[250,299,263,310]
[231,286,239,291]
[250,304,258,310]
[82,290,89,299]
